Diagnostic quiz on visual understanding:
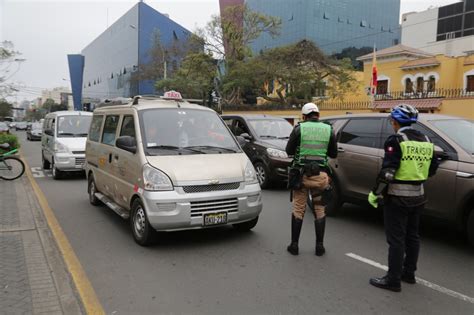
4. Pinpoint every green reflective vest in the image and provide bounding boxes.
[394,133,434,181]
[295,121,331,166]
